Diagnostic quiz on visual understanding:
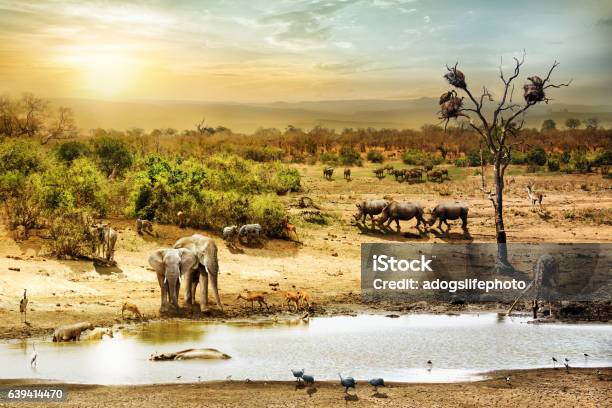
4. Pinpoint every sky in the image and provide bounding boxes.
[0,0,611,104]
